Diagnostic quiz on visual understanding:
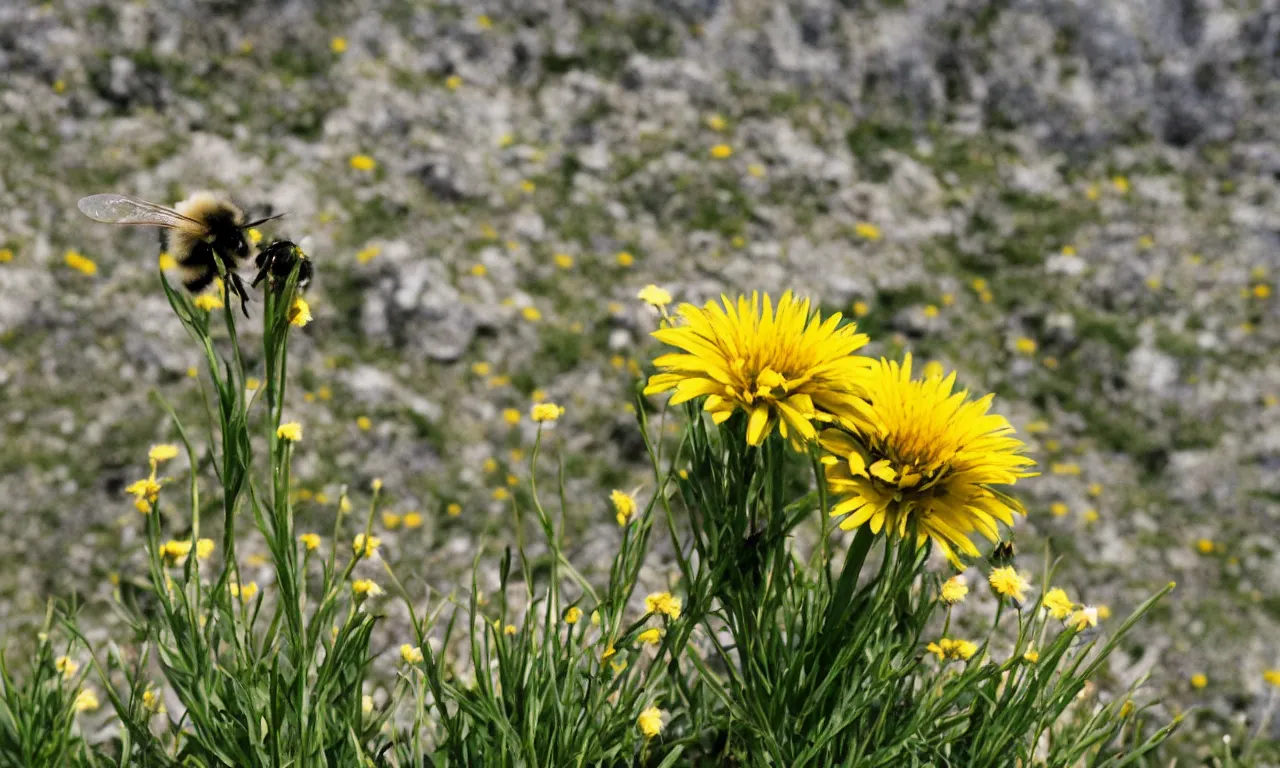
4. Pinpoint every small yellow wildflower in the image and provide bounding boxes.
[446,503,461,517]
[352,579,383,597]
[1024,649,1040,663]
[637,284,672,307]
[1254,284,1272,299]
[1196,538,1215,554]
[0,249,12,263]
[400,644,424,664]
[277,422,303,442]
[1050,502,1069,518]
[565,606,583,624]
[445,74,462,90]
[362,694,374,715]
[161,539,192,563]
[923,304,939,318]
[521,305,542,322]
[1083,508,1099,523]
[56,656,79,680]
[288,296,312,328]
[149,444,180,464]
[353,533,382,558]
[196,538,214,560]
[554,253,574,269]
[492,488,510,501]
[1264,669,1280,688]
[853,300,869,317]
[611,489,637,526]
[748,163,766,177]
[637,628,663,645]
[922,361,945,380]
[472,362,492,377]
[926,638,978,662]
[1112,175,1130,194]
[502,408,521,426]
[299,533,321,551]
[706,113,726,131]
[403,511,424,528]
[600,644,617,662]
[1069,606,1099,630]
[854,222,882,241]
[357,244,381,263]
[331,36,347,53]
[477,14,493,29]
[1042,588,1074,619]
[142,688,164,713]
[64,250,97,276]
[940,575,968,605]
[74,689,100,712]
[989,567,1030,604]
[1190,673,1207,689]
[230,581,259,601]
[158,251,176,270]
[1014,337,1037,355]
[381,512,403,530]
[504,624,517,636]
[1051,462,1081,476]
[1138,234,1154,249]
[531,402,565,423]
[616,251,634,267]
[709,143,733,159]
[349,154,376,171]
[1086,184,1100,201]
[193,293,223,312]
[644,592,682,620]
[637,706,665,739]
